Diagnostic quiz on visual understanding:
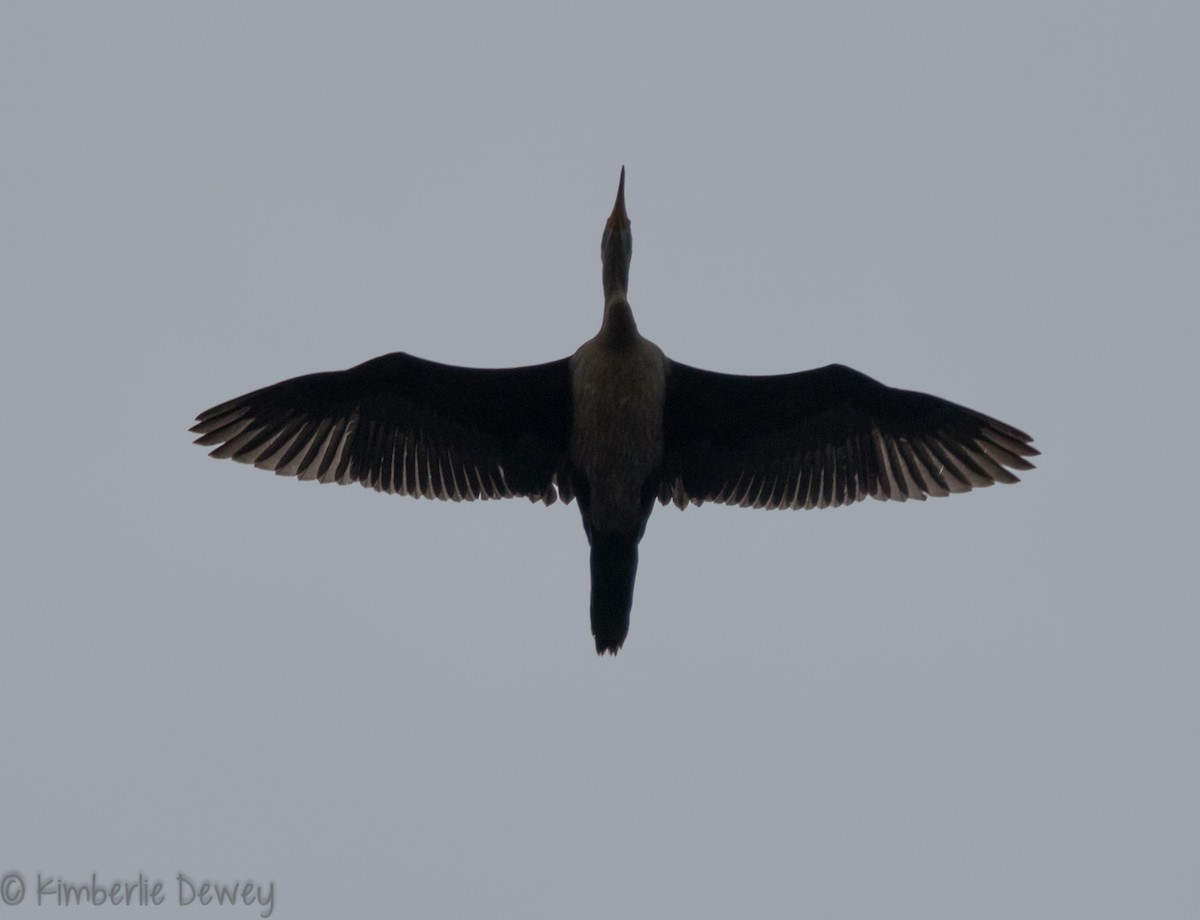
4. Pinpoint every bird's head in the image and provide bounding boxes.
[601,167,632,302]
